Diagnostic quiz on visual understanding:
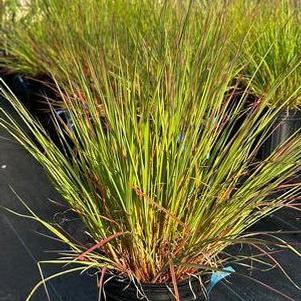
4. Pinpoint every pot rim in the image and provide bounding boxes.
[104,272,210,289]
